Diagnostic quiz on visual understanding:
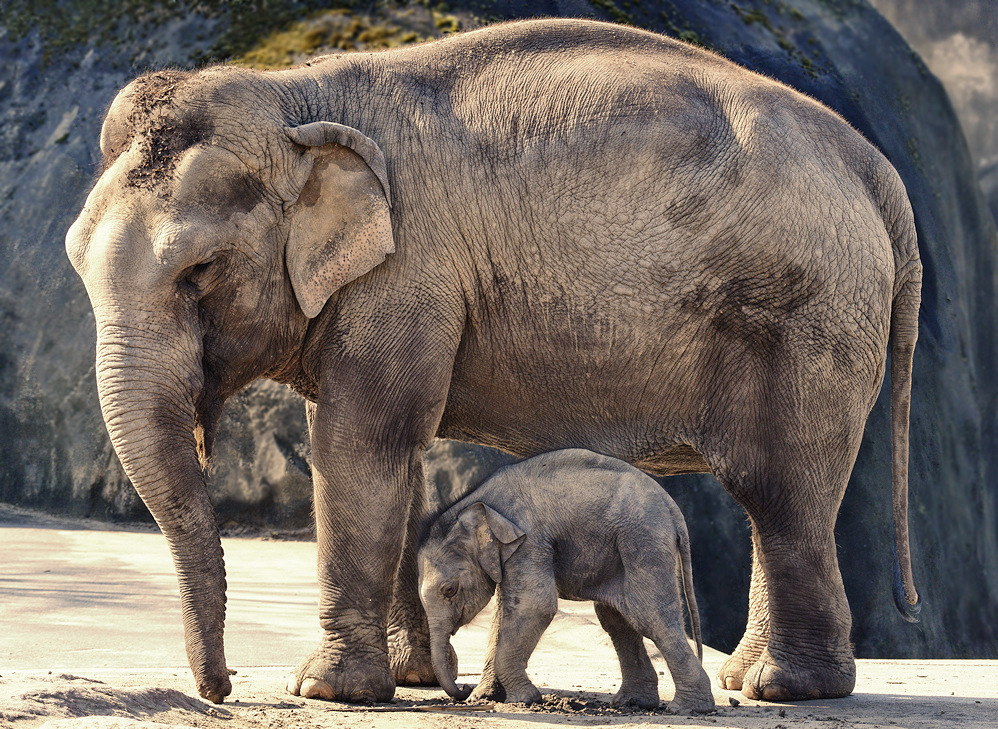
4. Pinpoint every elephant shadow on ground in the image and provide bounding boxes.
[482,690,996,726]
